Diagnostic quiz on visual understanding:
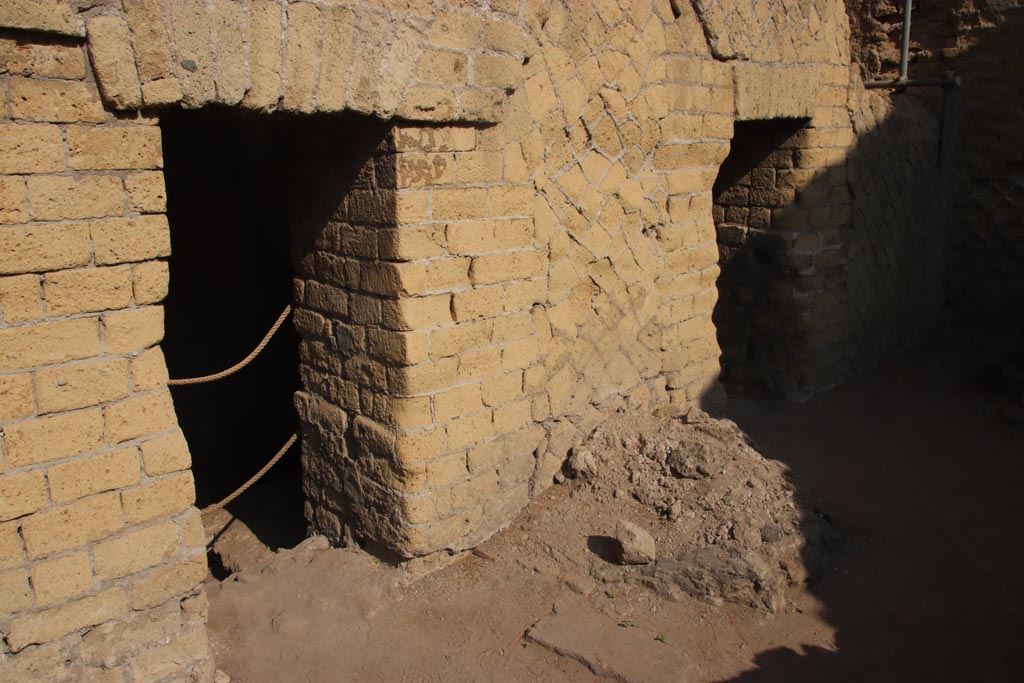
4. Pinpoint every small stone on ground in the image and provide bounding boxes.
[615,520,657,565]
